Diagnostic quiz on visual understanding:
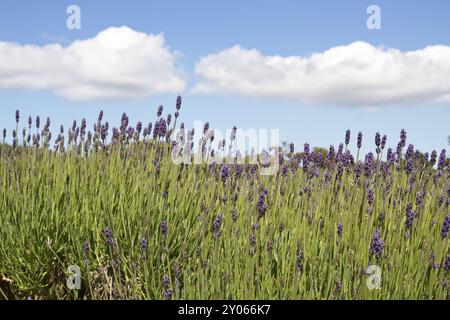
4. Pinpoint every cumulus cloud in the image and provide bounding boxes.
[192,42,450,106]
[0,26,185,101]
